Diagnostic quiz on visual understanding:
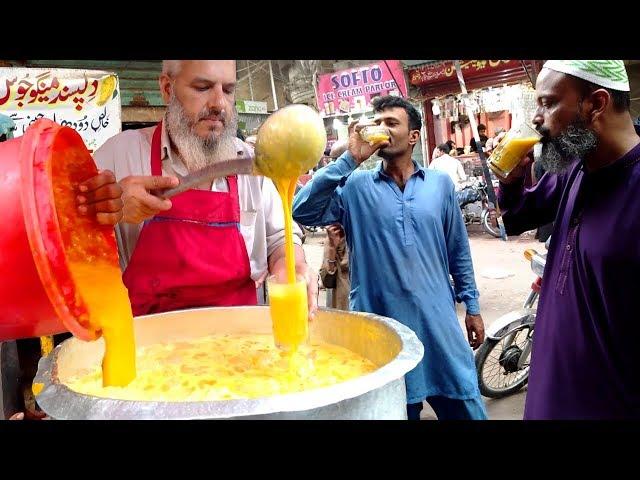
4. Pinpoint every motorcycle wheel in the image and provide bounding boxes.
[475,323,533,398]
[482,208,501,238]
